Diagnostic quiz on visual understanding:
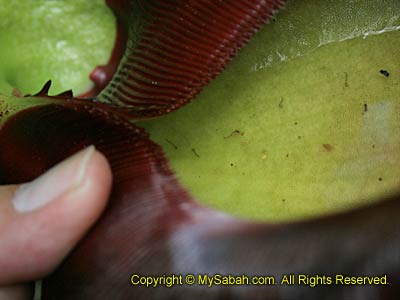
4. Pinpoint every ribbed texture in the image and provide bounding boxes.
[2,103,400,300]
[1,1,399,299]
[0,102,195,300]
[99,0,285,118]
